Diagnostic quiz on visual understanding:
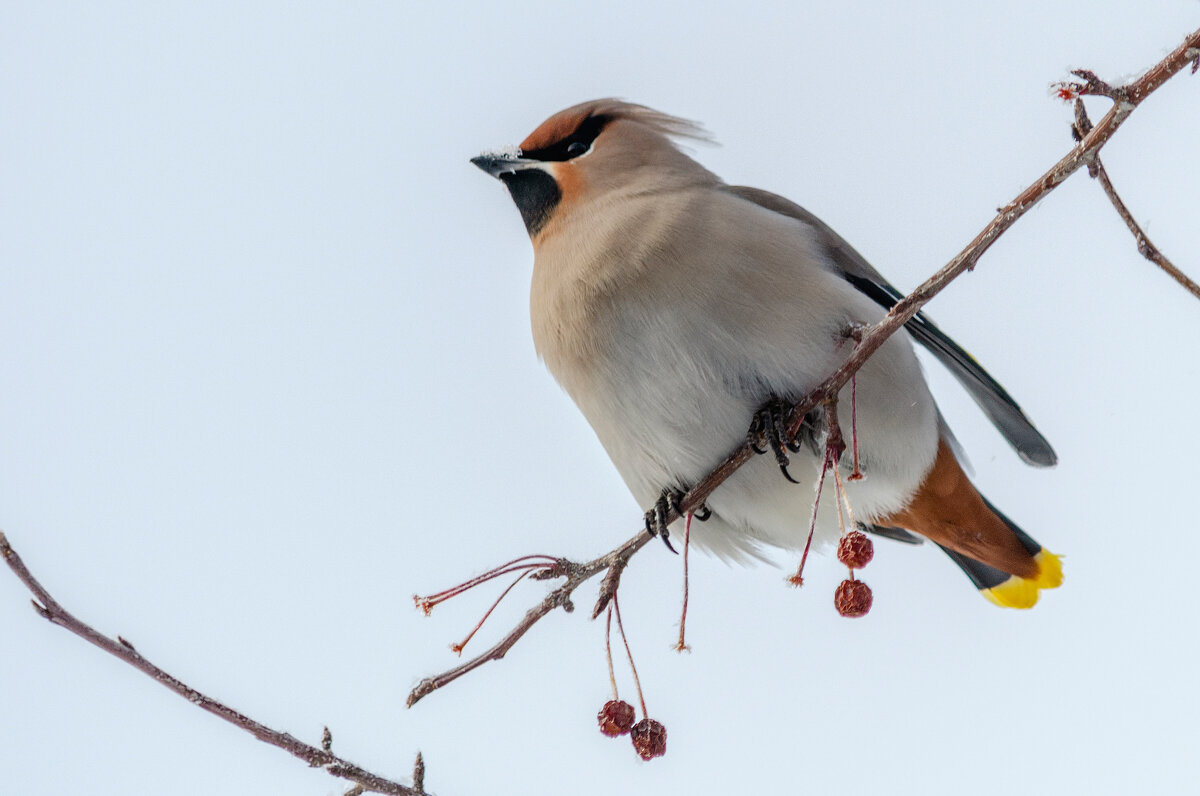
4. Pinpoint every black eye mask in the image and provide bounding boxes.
[521,114,611,162]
